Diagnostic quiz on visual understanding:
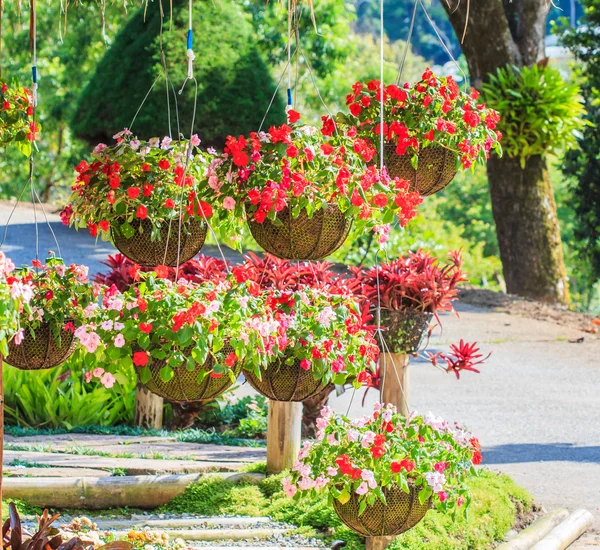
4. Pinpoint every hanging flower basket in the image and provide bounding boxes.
[62,131,216,266]
[207,111,422,256]
[283,403,482,537]
[383,144,458,196]
[333,482,430,537]
[136,342,241,403]
[0,78,38,156]
[341,70,502,197]
[5,321,76,371]
[111,217,208,267]
[246,203,352,261]
[3,258,97,370]
[376,308,433,355]
[244,357,329,402]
